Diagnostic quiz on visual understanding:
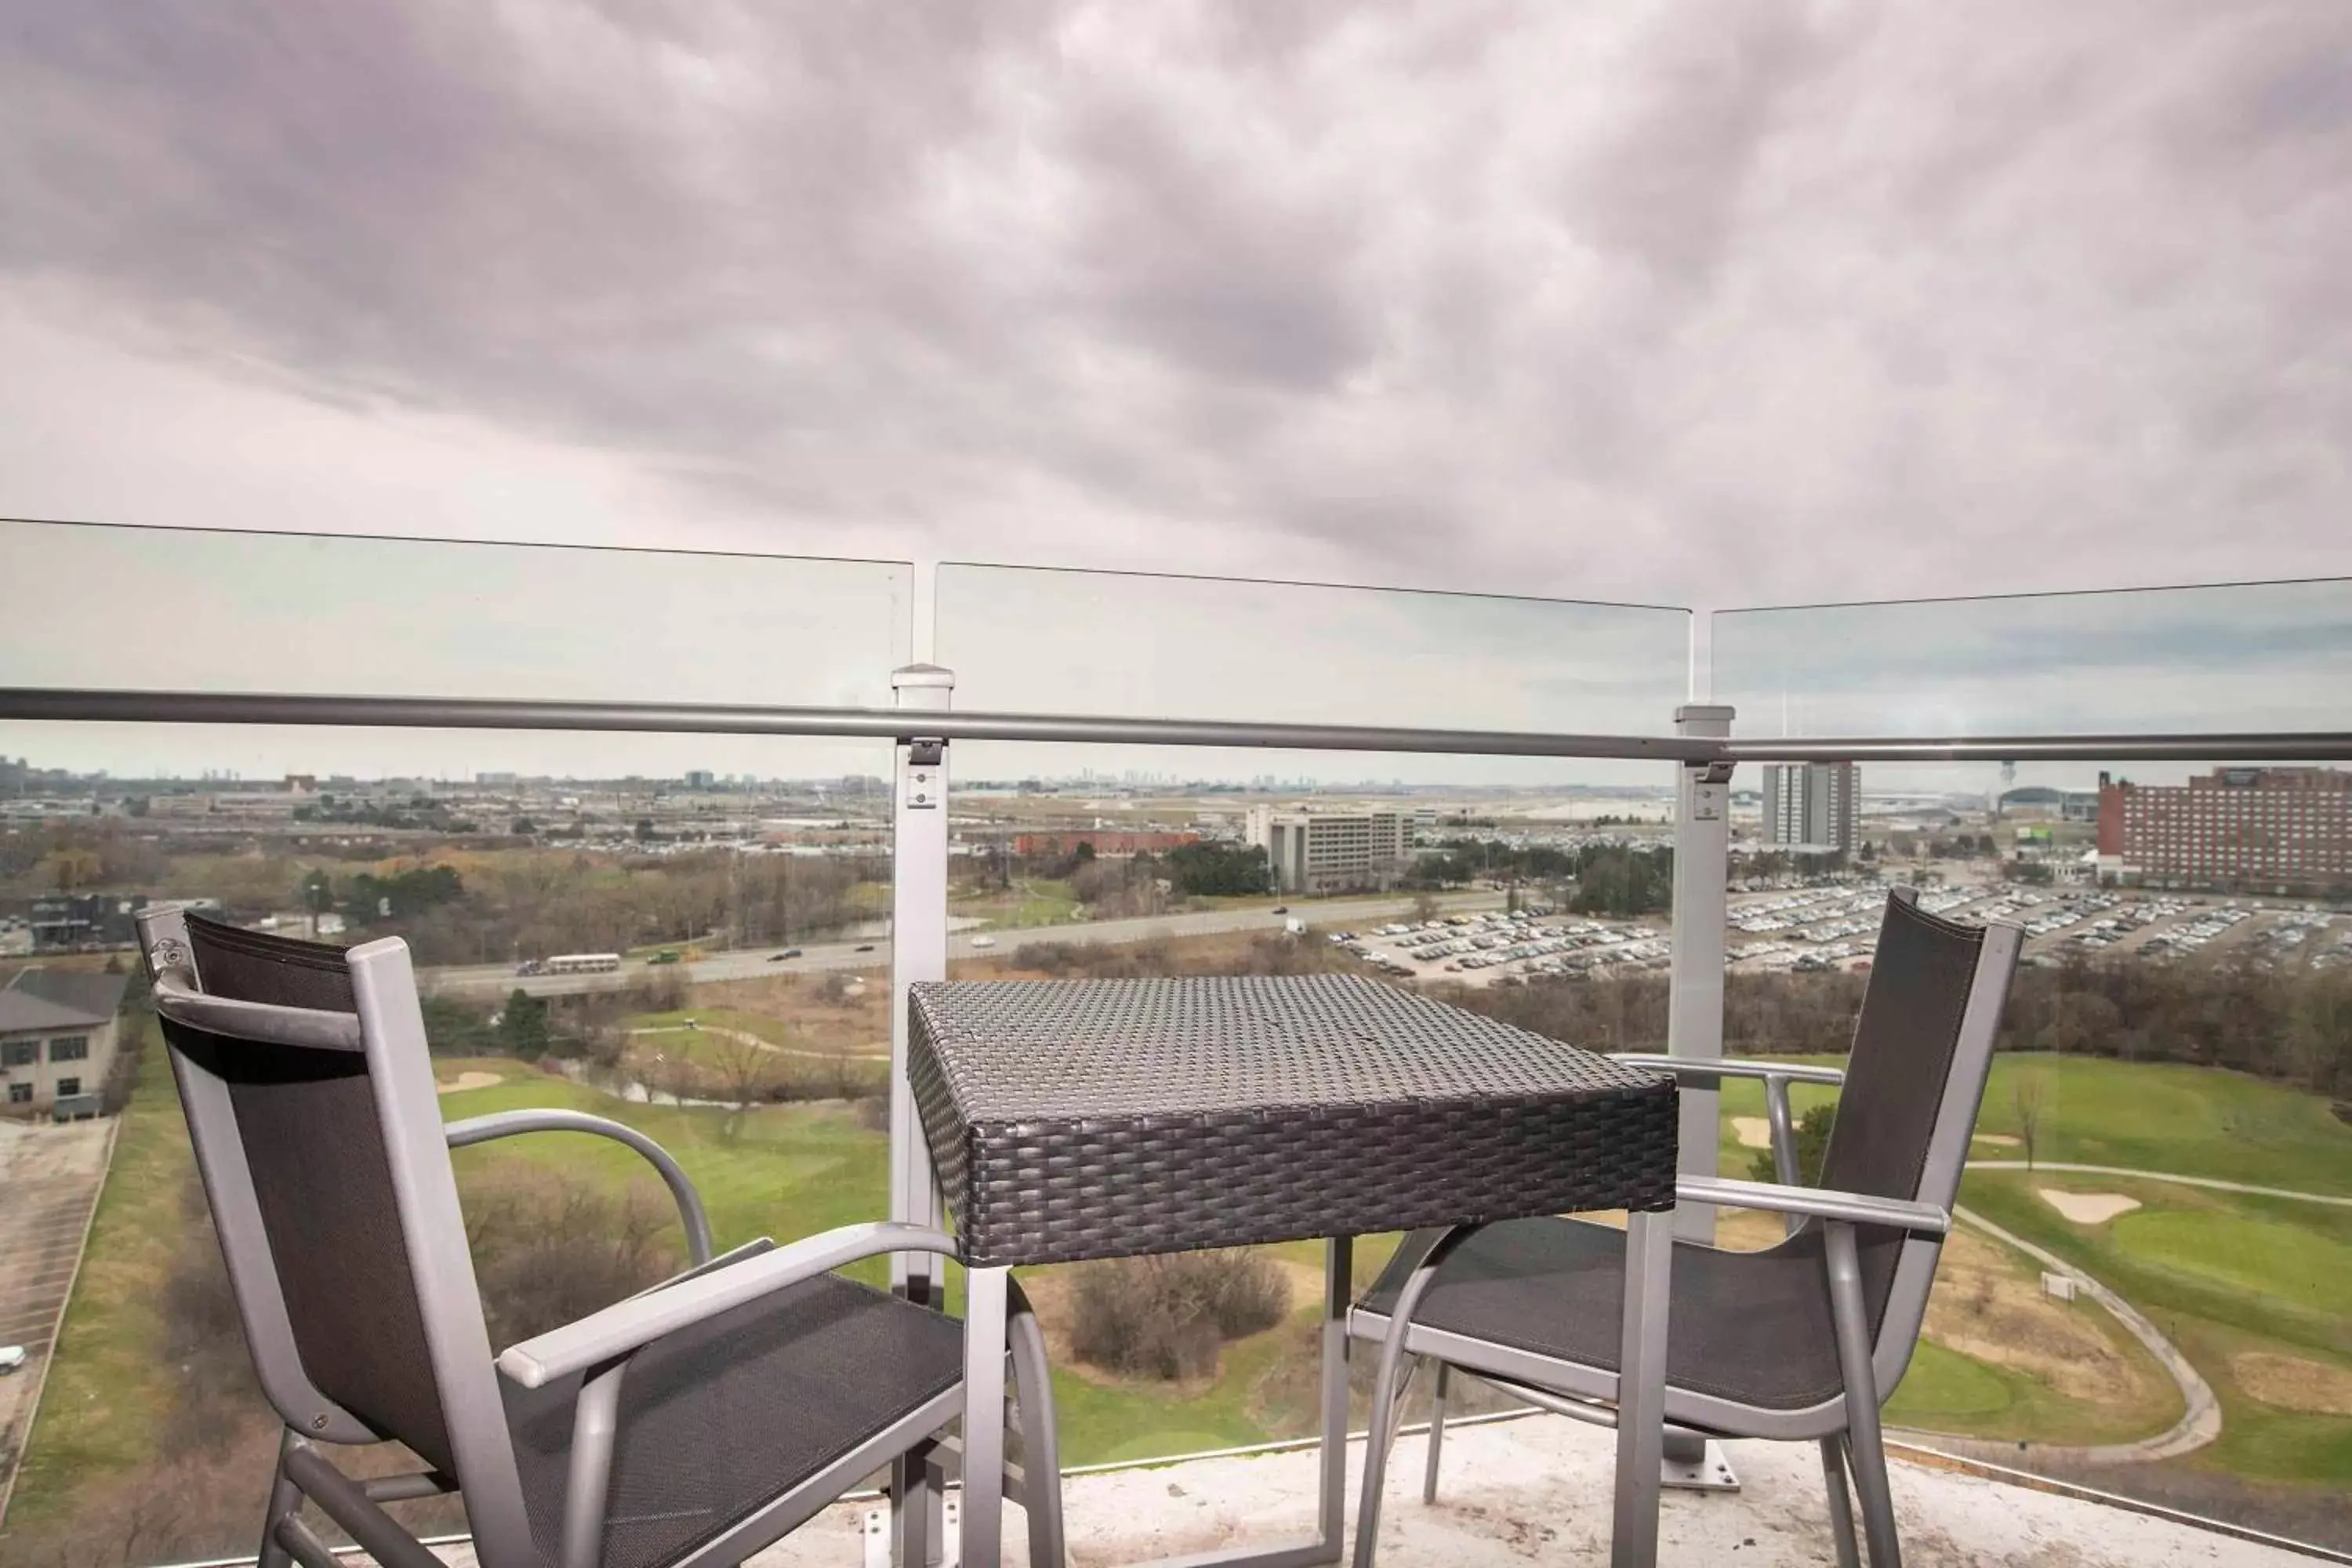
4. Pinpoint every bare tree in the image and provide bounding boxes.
[1411,891,1440,924]
[706,1029,779,1140]
[2012,1071,2049,1171]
